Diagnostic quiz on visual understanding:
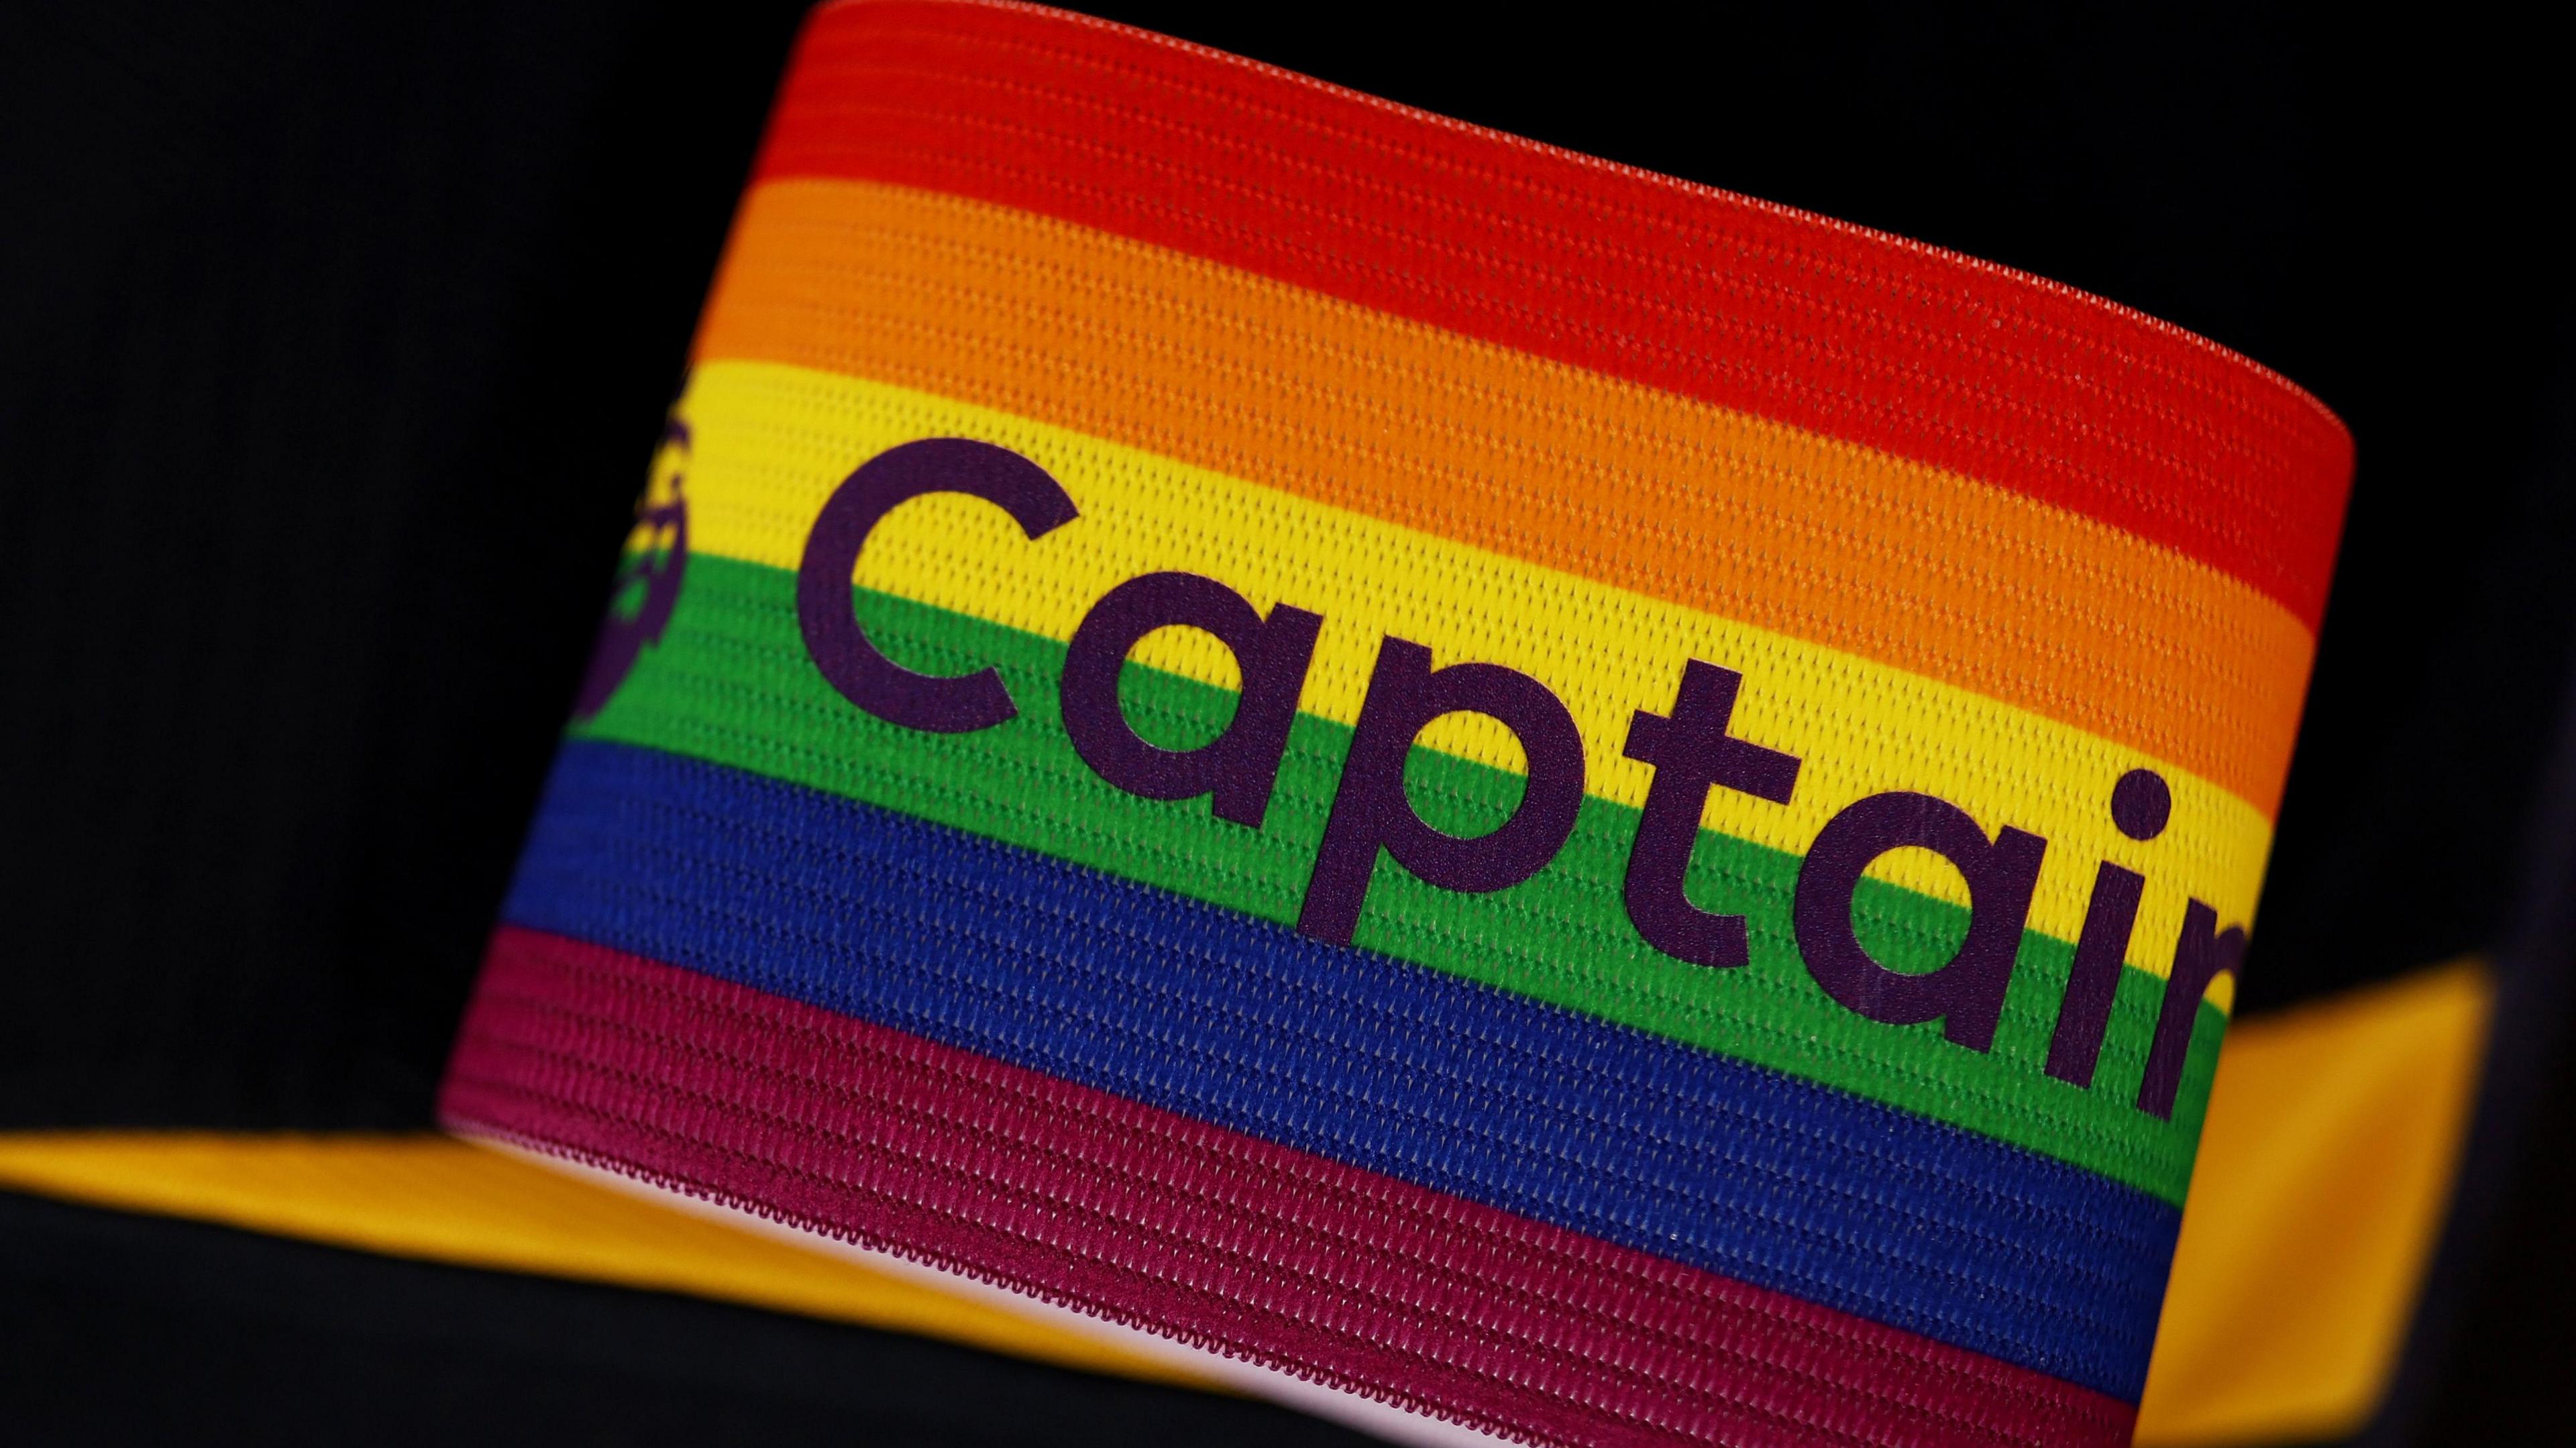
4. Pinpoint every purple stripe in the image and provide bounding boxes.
[442,926,2137,1448]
